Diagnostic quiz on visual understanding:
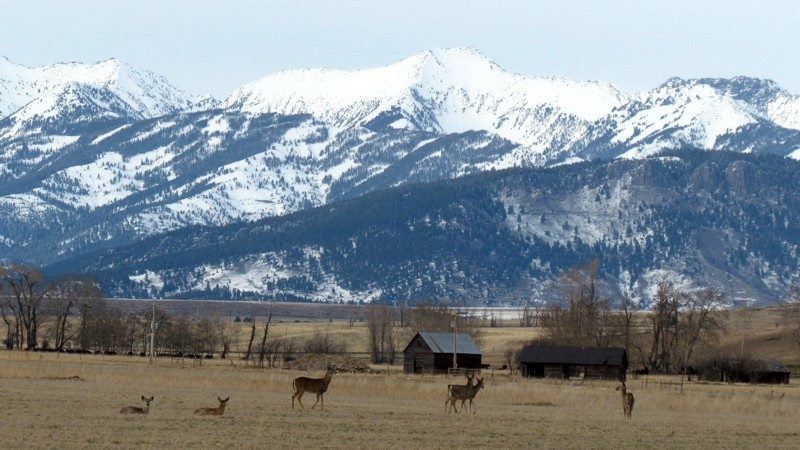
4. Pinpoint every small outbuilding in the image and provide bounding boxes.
[698,358,790,384]
[519,345,628,381]
[403,332,482,374]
